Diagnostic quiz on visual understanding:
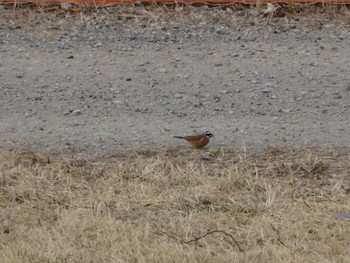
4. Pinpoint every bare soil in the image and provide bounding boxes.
[1,5,350,155]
